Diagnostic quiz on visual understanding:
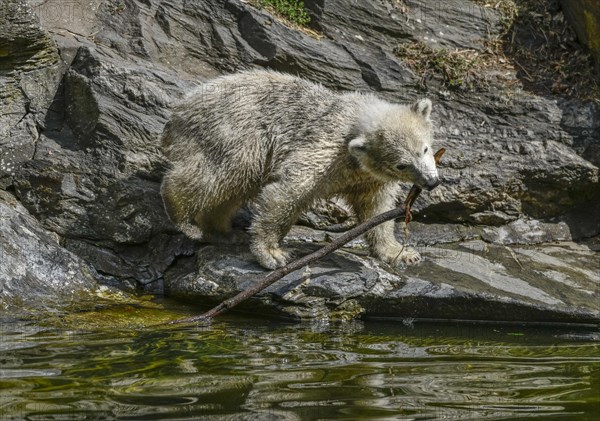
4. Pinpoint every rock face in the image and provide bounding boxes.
[1,0,599,323]
[0,191,99,315]
[0,0,60,189]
